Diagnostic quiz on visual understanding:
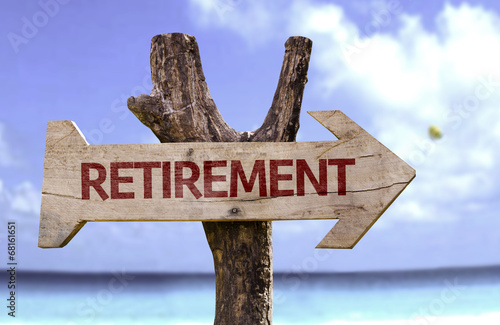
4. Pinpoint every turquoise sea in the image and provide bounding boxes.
[3,266,500,324]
